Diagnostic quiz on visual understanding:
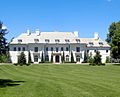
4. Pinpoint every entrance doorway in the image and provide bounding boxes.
[55,55,59,63]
